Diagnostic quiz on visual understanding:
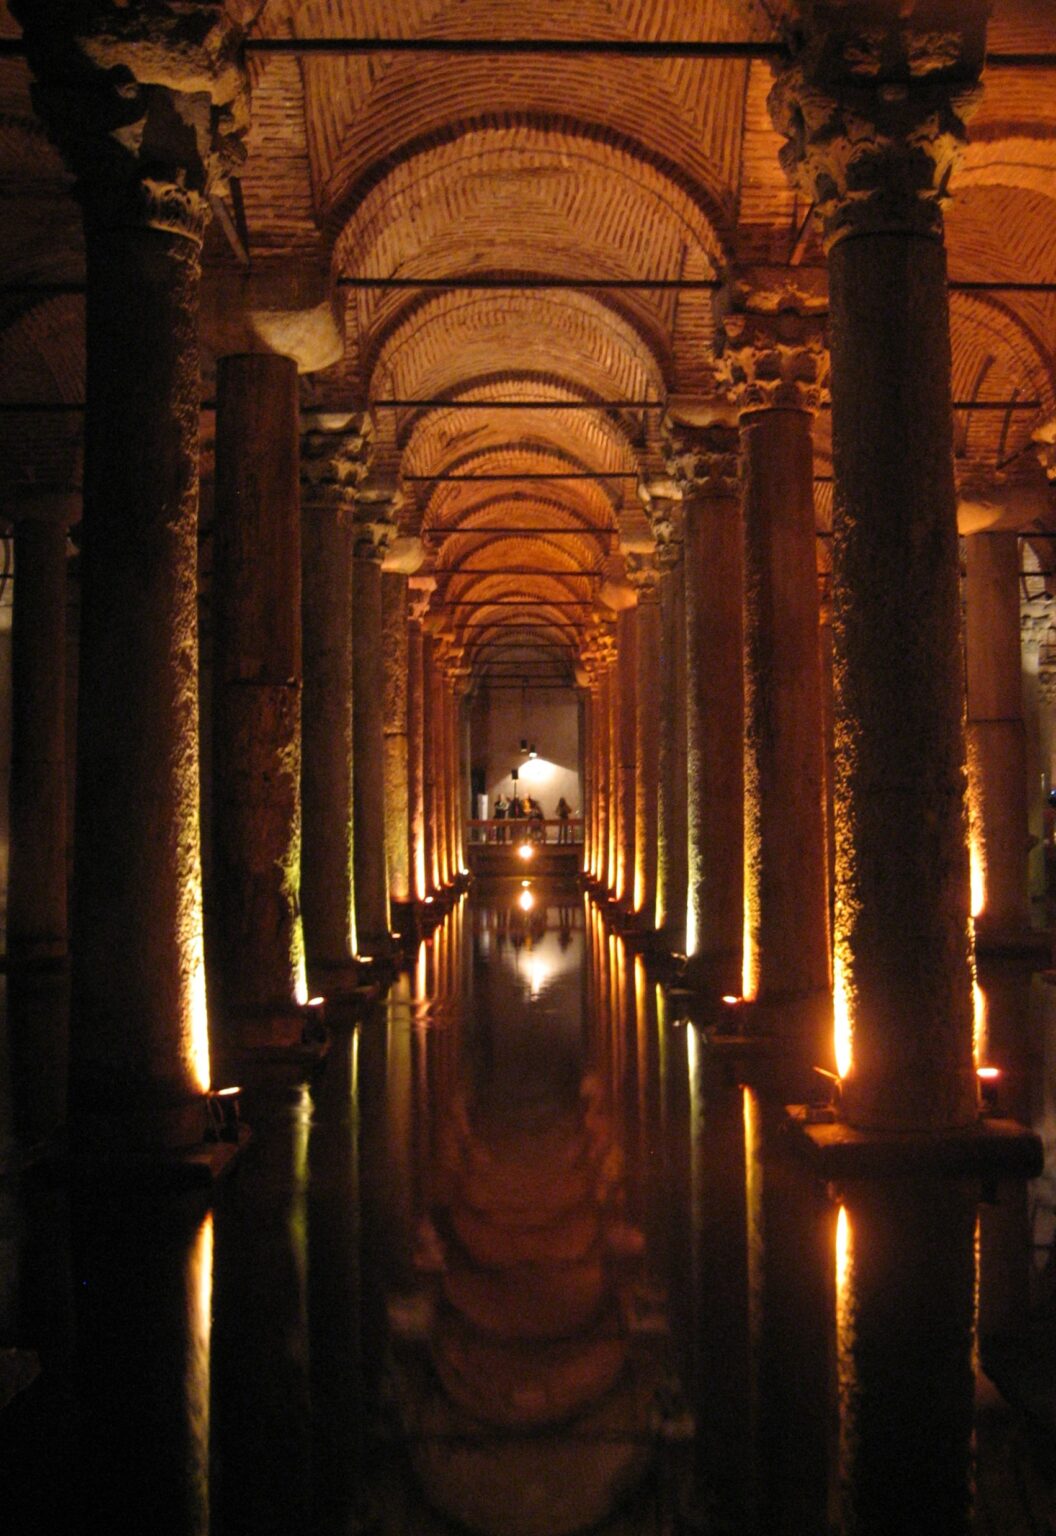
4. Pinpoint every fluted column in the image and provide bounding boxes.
[6,493,75,1147]
[213,353,306,1045]
[665,418,744,994]
[382,571,411,916]
[16,3,247,1147]
[717,275,831,1067]
[627,557,661,926]
[352,511,395,953]
[300,415,371,988]
[965,532,1030,940]
[770,5,989,1128]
